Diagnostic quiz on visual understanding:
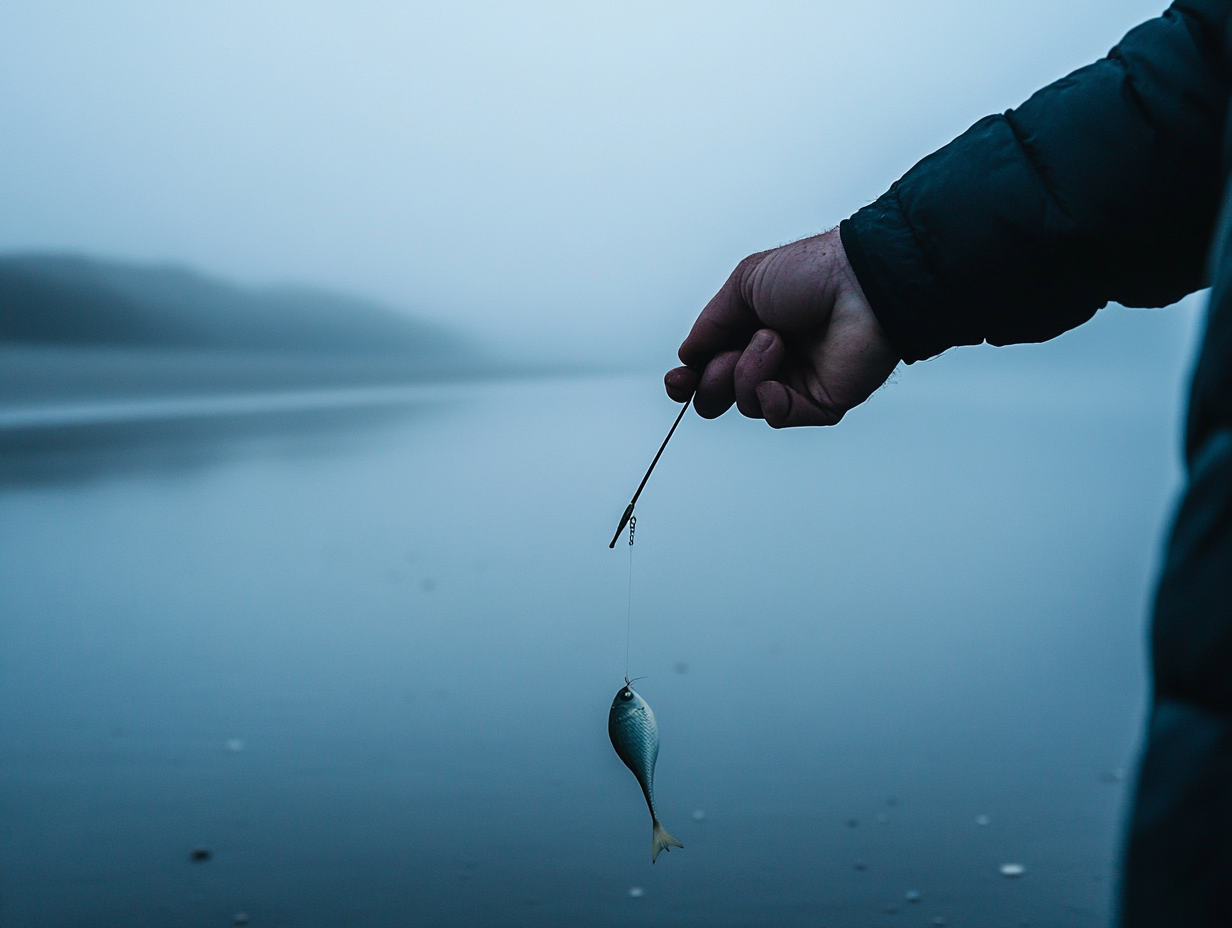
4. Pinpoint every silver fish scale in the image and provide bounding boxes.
[609,686,661,819]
